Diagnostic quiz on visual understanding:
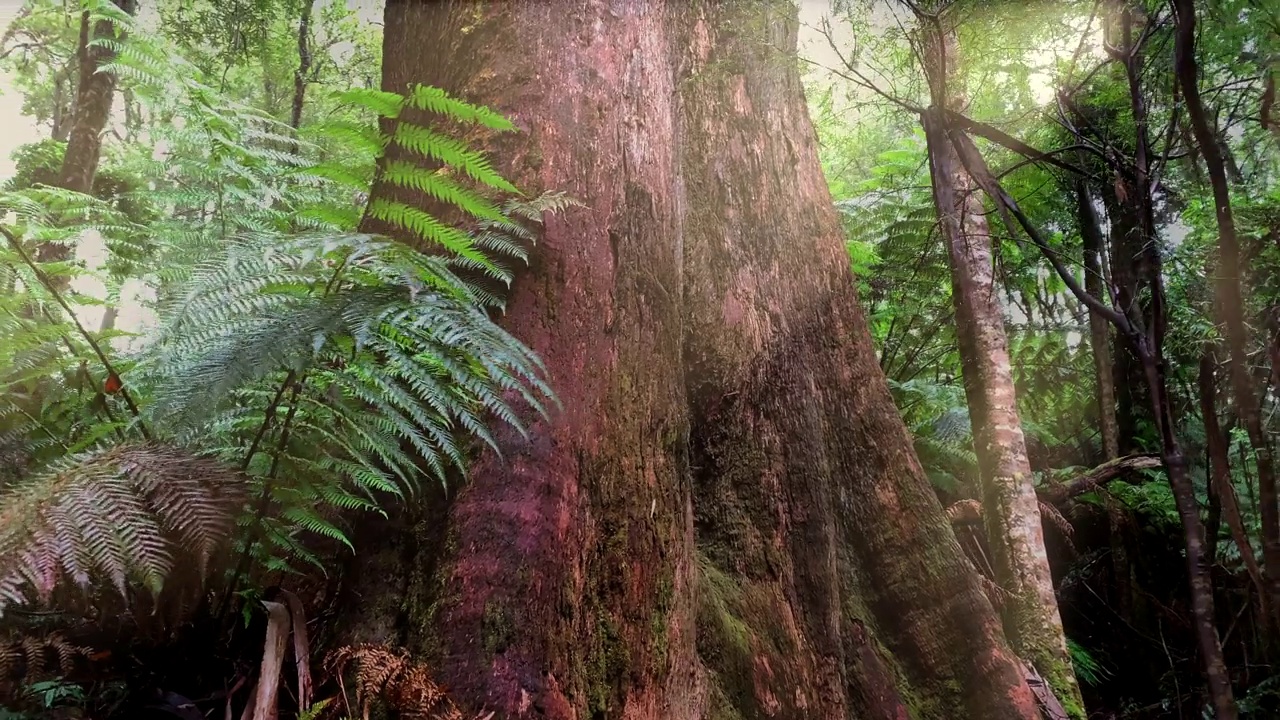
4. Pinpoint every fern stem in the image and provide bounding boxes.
[1,225,150,439]
[15,407,71,453]
[239,248,349,471]
[221,378,305,617]
[240,369,298,472]
[41,311,128,443]
[266,385,303,482]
